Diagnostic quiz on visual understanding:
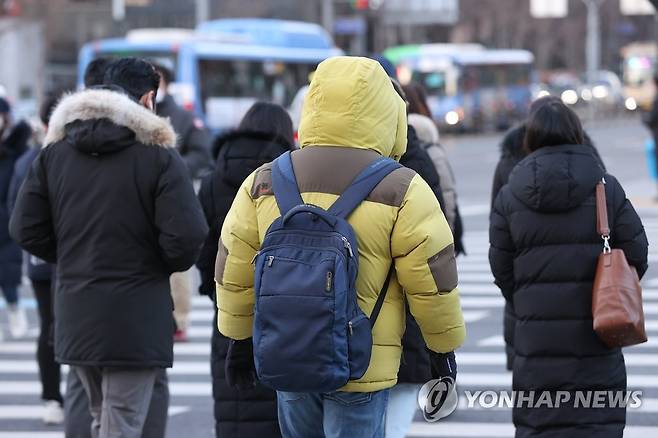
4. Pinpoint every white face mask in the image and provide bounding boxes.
[155,88,166,103]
